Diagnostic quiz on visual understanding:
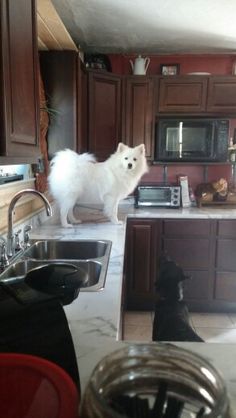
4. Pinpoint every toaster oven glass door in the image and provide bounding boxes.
[139,187,172,205]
